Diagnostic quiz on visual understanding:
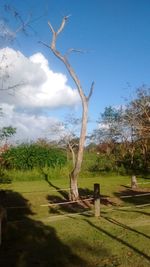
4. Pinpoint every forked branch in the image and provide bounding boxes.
[57,15,70,35]
[47,16,94,102]
[48,15,70,50]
